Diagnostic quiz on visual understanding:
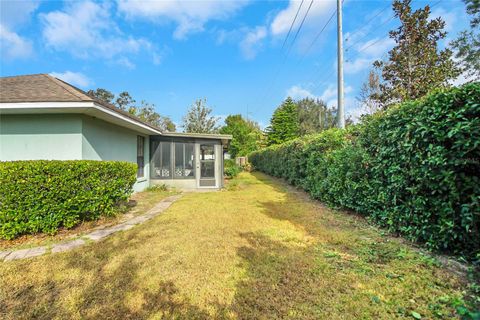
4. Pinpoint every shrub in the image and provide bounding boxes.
[0,160,137,239]
[224,159,242,179]
[250,83,480,260]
